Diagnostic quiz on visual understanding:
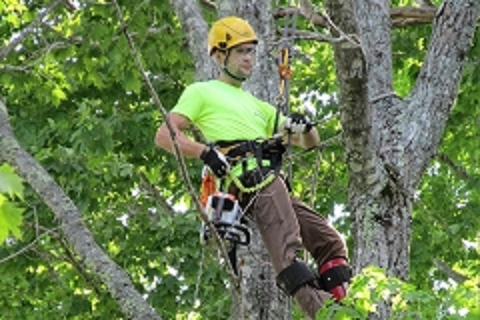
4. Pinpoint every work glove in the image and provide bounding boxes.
[284,112,314,134]
[200,147,229,178]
